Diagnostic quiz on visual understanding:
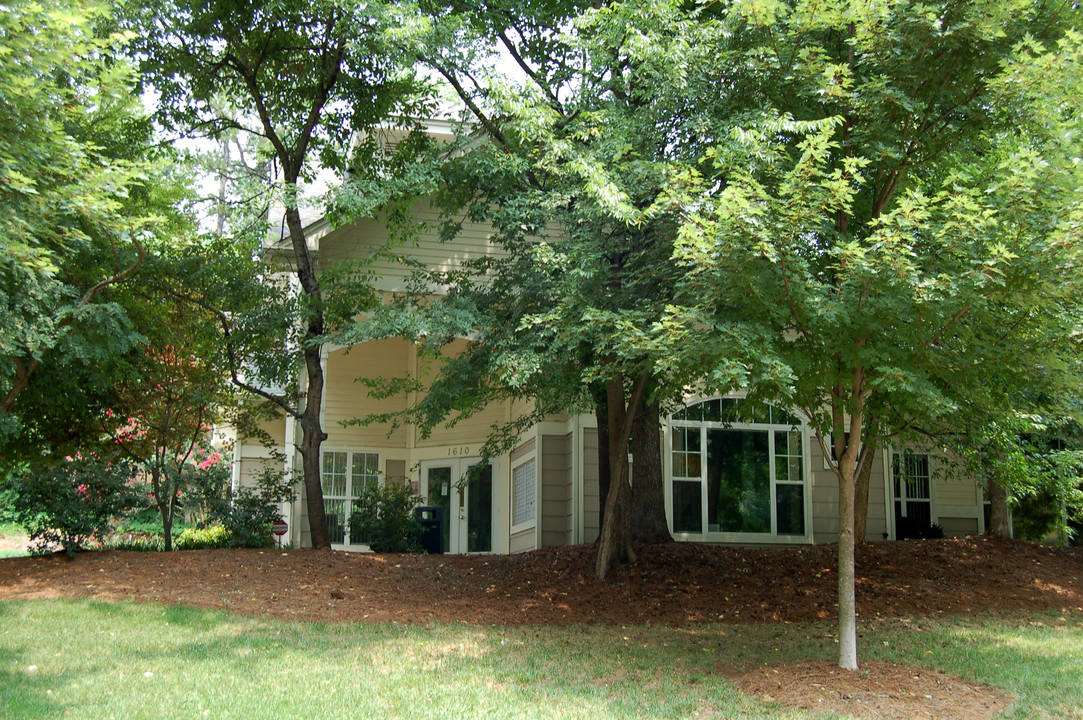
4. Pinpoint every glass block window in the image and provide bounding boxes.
[512,458,536,527]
